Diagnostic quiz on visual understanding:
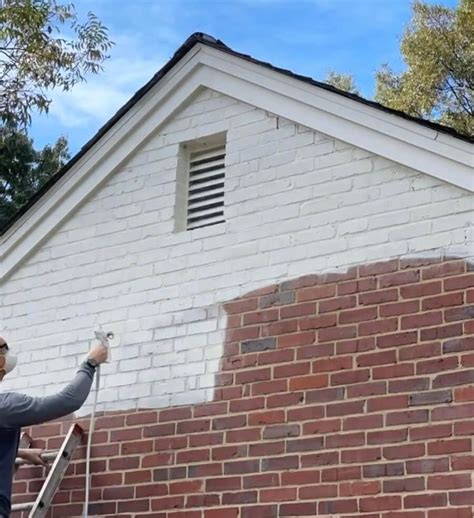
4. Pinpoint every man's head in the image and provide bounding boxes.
[0,337,18,381]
